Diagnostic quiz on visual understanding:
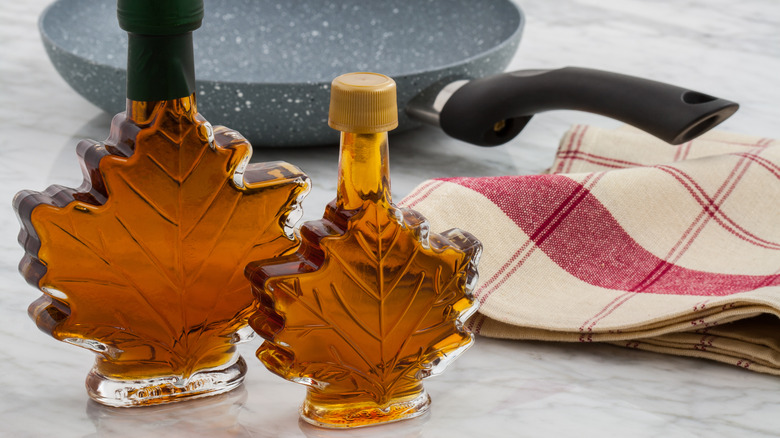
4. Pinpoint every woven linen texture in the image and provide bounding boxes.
[400,125,780,374]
